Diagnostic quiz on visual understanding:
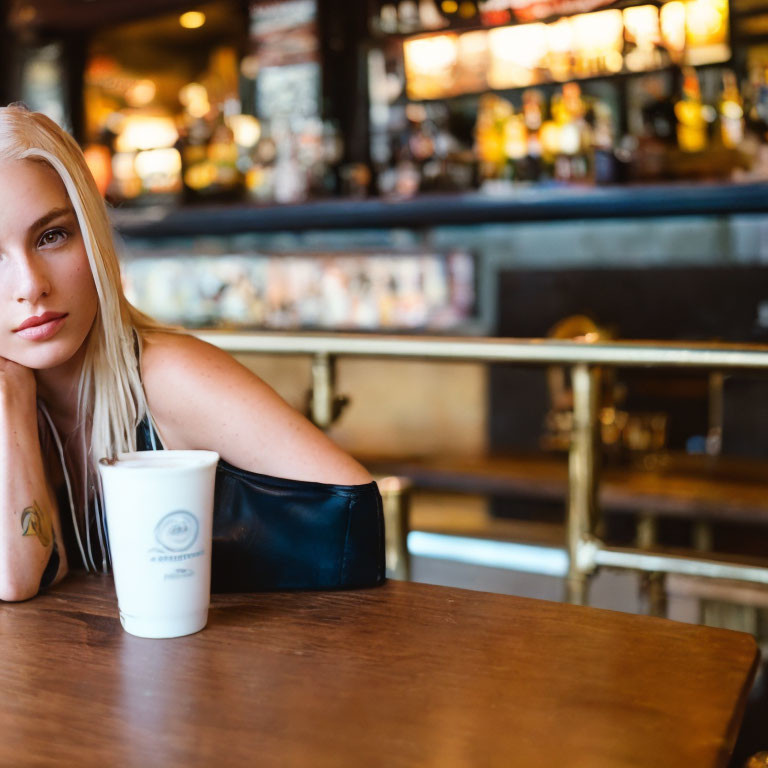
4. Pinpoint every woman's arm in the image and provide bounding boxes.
[0,360,66,601]
[140,332,372,485]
